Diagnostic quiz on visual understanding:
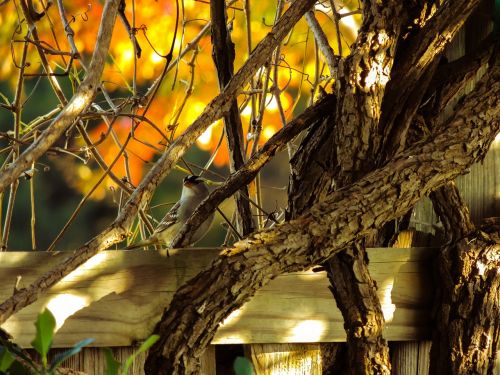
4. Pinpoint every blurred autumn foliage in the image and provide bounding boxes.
[0,0,360,249]
[1,0,360,187]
